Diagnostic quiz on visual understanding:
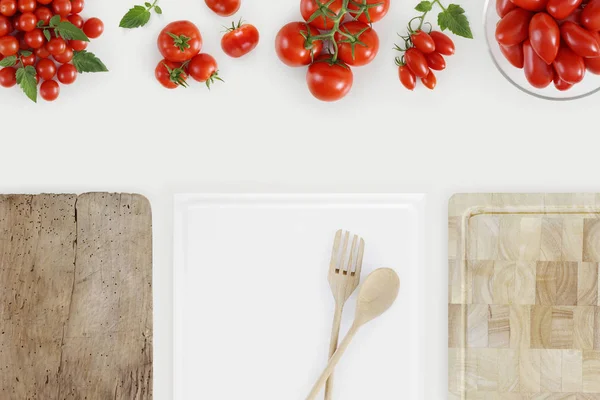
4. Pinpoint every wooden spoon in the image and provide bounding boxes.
[305,268,400,400]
